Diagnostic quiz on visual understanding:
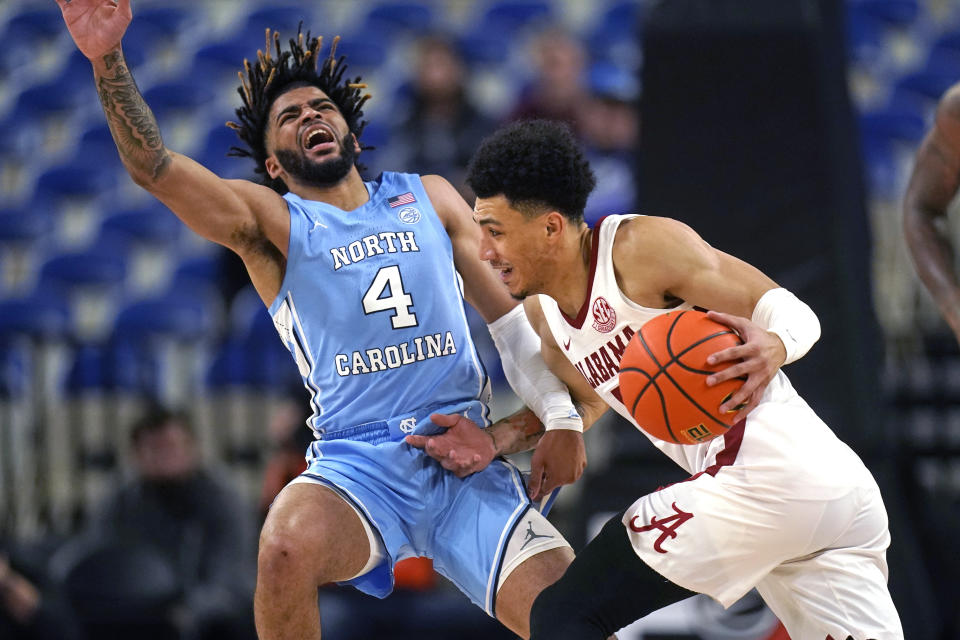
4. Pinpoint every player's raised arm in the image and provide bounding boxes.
[904,84,960,343]
[616,216,820,421]
[55,0,288,294]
